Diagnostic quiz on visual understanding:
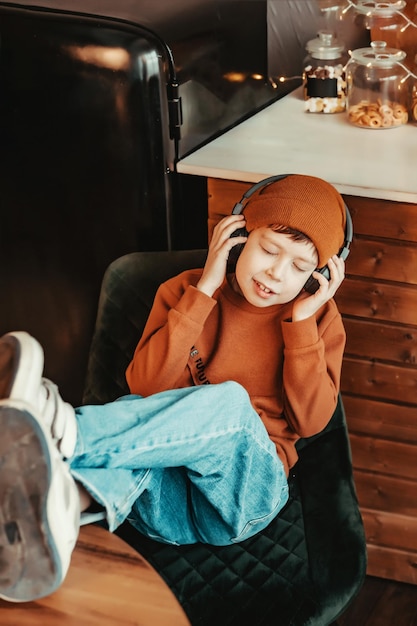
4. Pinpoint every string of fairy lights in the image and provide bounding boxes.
[341,0,417,31]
